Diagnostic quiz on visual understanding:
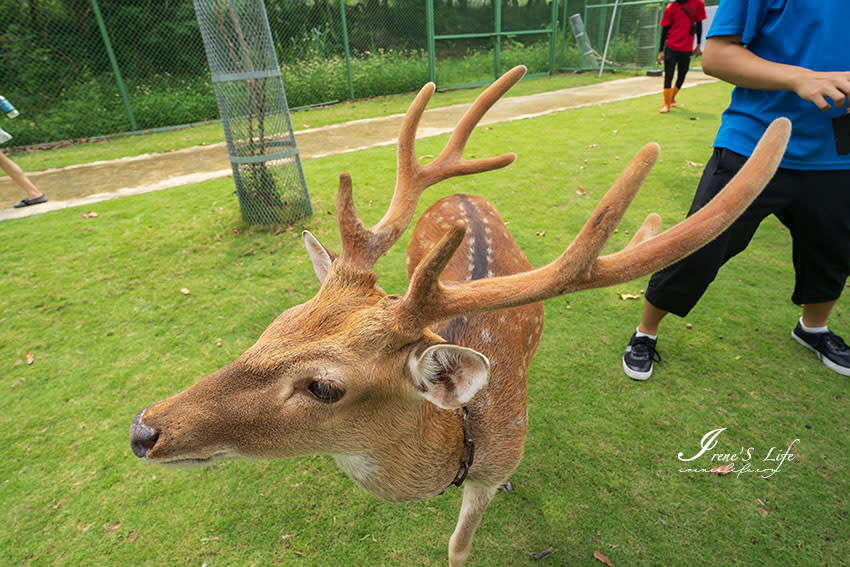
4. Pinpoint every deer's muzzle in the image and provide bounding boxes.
[130,409,160,459]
